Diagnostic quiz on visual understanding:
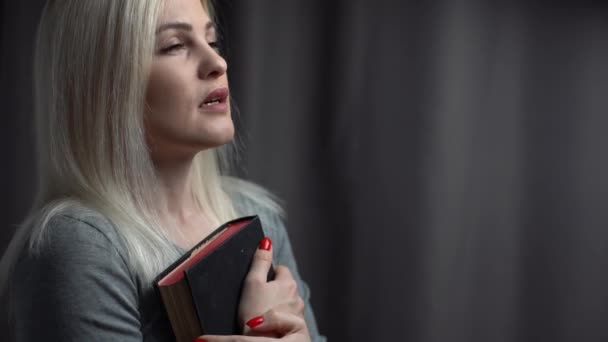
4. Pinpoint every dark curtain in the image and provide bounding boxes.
[2,1,608,341]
